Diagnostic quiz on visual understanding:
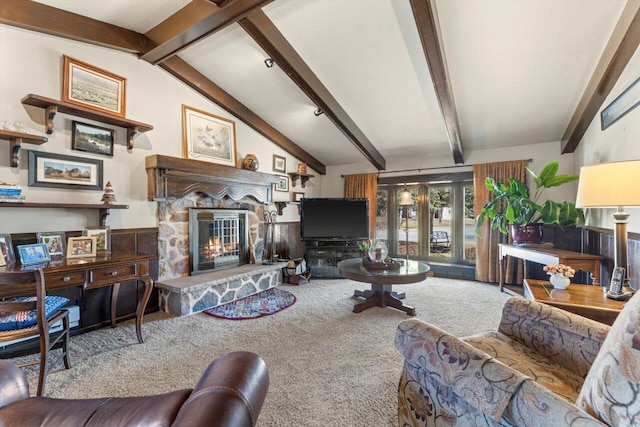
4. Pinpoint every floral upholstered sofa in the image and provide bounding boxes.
[395,293,640,426]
